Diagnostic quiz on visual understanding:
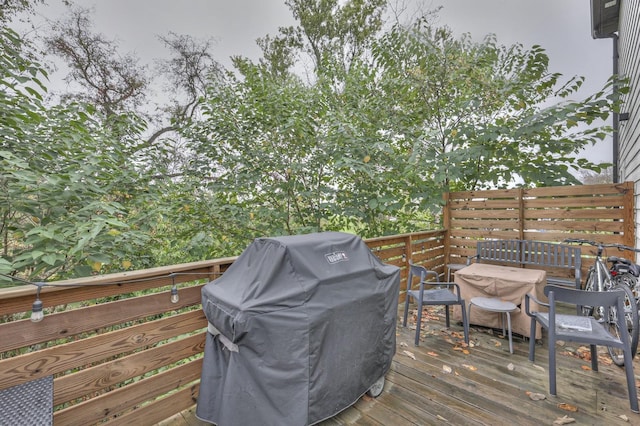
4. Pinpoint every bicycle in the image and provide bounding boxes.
[564,238,639,366]
[609,255,640,299]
